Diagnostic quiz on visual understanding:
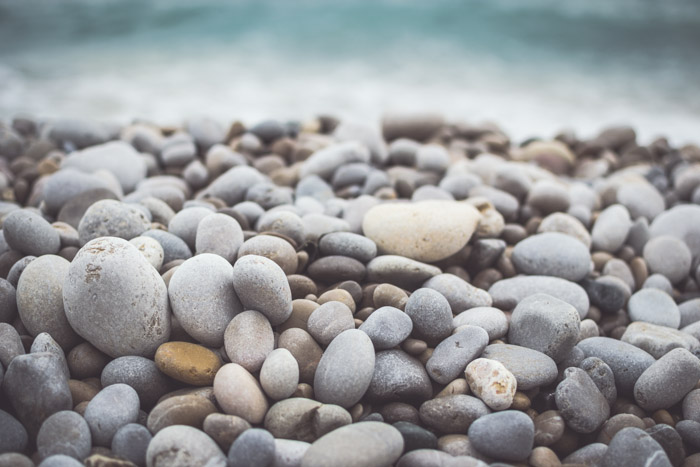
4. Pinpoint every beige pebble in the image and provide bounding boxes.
[213,363,269,424]
[465,358,517,410]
